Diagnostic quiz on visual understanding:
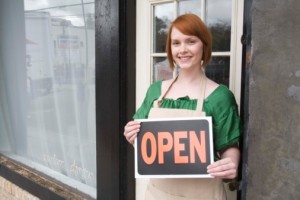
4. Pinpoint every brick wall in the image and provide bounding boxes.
[0,176,39,200]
